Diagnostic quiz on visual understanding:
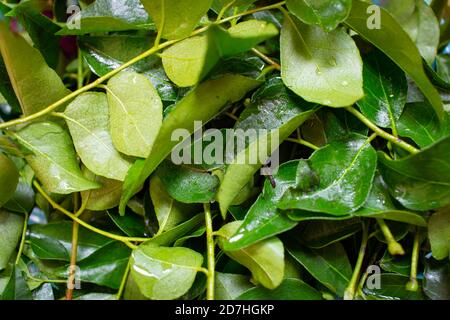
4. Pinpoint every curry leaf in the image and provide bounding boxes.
[107,71,163,158]
[63,92,133,181]
[0,211,23,270]
[238,278,322,300]
[286,0,352,32]
[13,122,100,194]
[0,153,18,207]
[281,14,363,107]
[81,167,123,211]
[130,243,203,300]
[216,221,285,290]
[428,206,450,260]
